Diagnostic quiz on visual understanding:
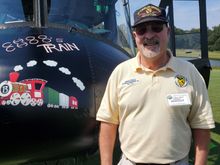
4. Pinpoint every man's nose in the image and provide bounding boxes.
[143,27,156,37]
